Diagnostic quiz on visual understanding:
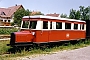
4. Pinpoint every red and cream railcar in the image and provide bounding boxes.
[10,15,86,46]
